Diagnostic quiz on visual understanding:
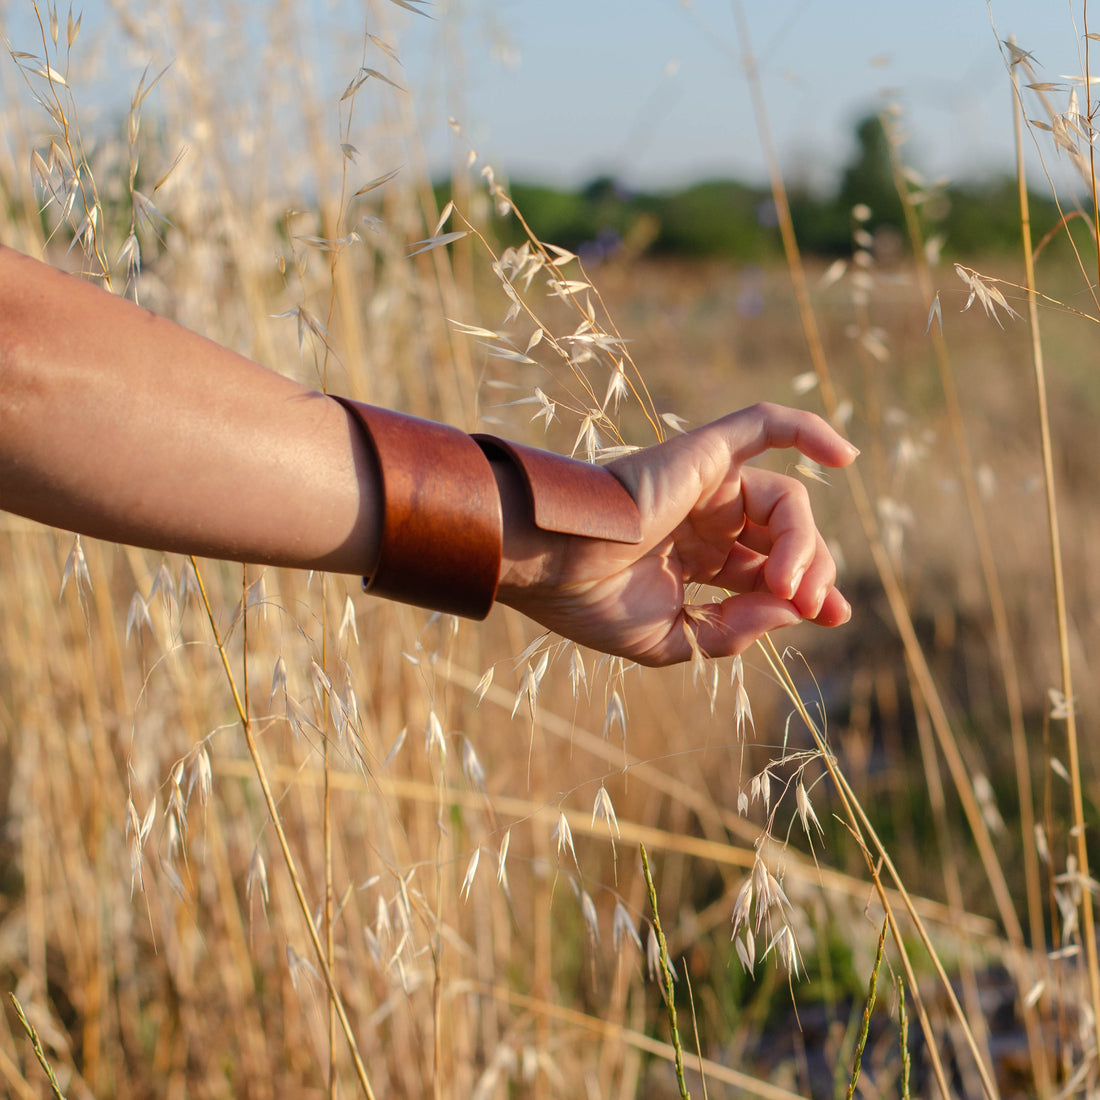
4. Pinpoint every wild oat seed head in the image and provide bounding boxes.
[552,812,578,869]
[1035,824,1051,865]
[613,902,643,955]
[461,738,486,793]
[953,264,1021,327]
[60,535,92,598]
[338,595,359,645]
[382,727,407,769]
[425,710,446,762]
[646,924,678,984]
[568,645,588,699]
[602,690,626,739]
[750,769,772,814]
[496,830,511,887]
[592,786,620,839]
[374,893,392,945]
[286,946,319,994]
[731,875,754,934]
[734,931,756,973]
[309,660,331,703]
[795,780,823,838]
[191,746,212,806]
[460,848,480,903]
[578,888,600,944]
[1048,688,1074,720]
[125,592,153,643]
[733,680,755,740]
